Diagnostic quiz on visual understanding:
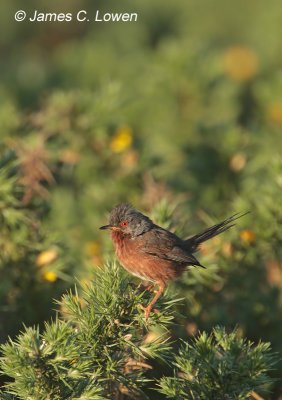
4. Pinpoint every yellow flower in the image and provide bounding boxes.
[240,229,256,243]
[267,101,282,124]
[223,46,258,82]
[36,249,58,267]
[110,126,133,153]
[42,271,58,282]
